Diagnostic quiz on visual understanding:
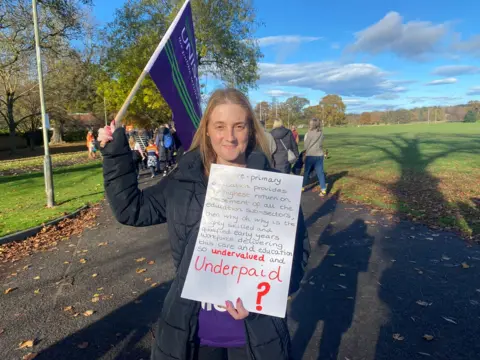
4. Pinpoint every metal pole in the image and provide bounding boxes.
[32,0,54,207]
[104,96,108,126]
